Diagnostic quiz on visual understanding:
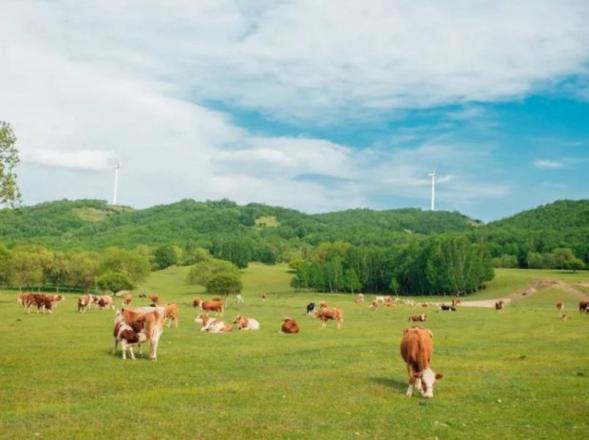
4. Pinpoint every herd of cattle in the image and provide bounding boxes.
[14,290,589,399]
